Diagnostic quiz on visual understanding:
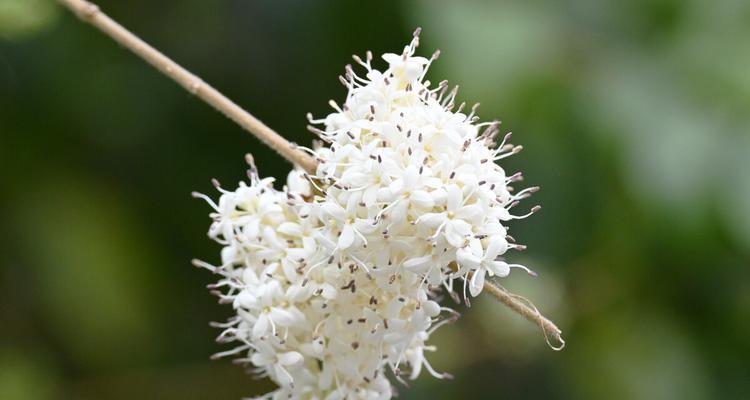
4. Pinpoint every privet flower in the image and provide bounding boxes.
[195,29,539,400]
